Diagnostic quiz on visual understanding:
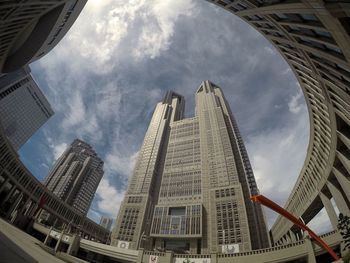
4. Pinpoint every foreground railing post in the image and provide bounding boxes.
[137,248,144,263]
[250,194,340,261]
[305,236,317,263]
